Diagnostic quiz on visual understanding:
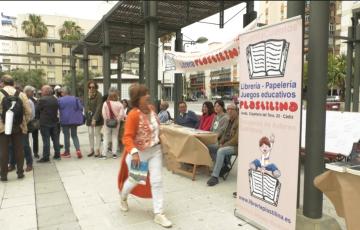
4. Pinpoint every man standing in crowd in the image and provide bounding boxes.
[27,86,39,158]
[175,101,199,128]
[0,75,31,181]
[36,85,60,162]
[207,103,239,186]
